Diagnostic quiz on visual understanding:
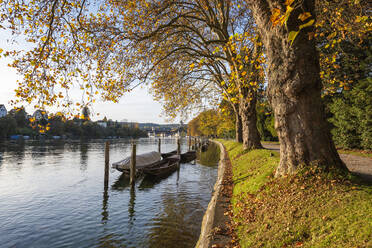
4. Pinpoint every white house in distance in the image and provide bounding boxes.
[97,120,107,128]
[0,104,7,118]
